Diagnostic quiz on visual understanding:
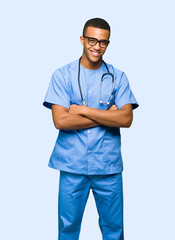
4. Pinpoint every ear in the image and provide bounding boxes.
[80,36,84,46]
